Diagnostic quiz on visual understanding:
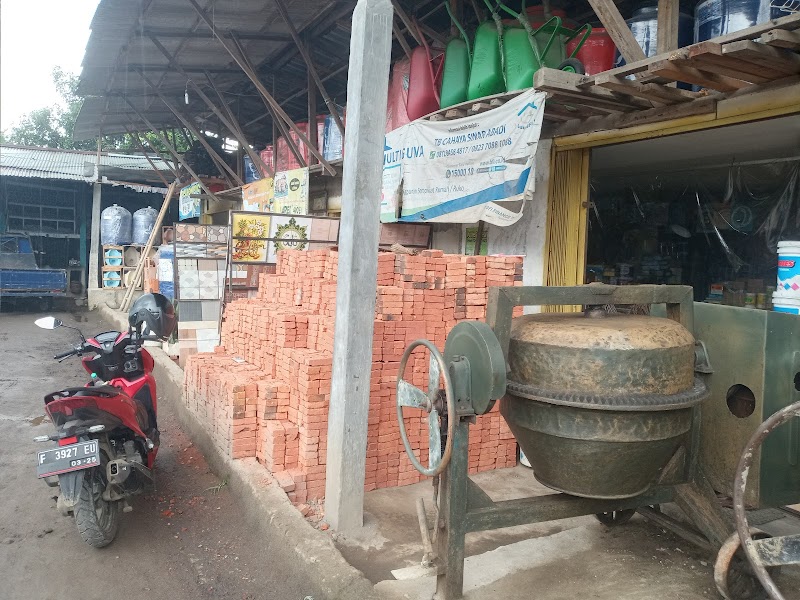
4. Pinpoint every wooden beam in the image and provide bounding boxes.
[657,0,680,54]
[393,19,413,59]
[589,12,800,81]
[120,95,219,201]
[687,42,786,82]
[270,0,345,135]
[242,63,348,128]
[593,73,704,103]
[147,35,274,178]
[418,22,447,45]
[722,39,800,75]
[160,95,243,186]
[138,27,292,42]
[552,97,717,137]
[534,68,652,111]
[136,68,243,186]
[220,37,306,170]
[206,73,282,177]
[123,125,174,188]
[761,28,800,51]
[585,0,647,63]
[187,0,335,174]
[647,59,751,92]
[119,182,178,313]
[307,62,319,167]
[126,126,181,180]
[390,0,421,44]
